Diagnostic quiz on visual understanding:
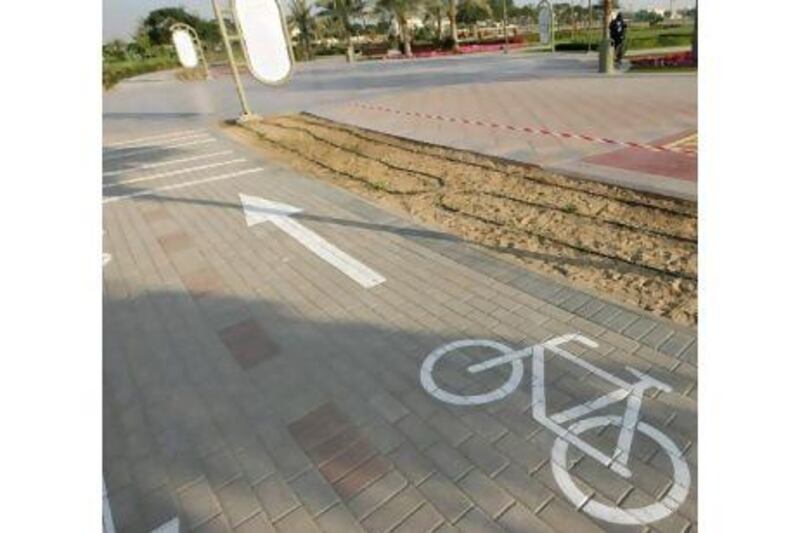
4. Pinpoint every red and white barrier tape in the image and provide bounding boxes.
[352,103,697,156]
